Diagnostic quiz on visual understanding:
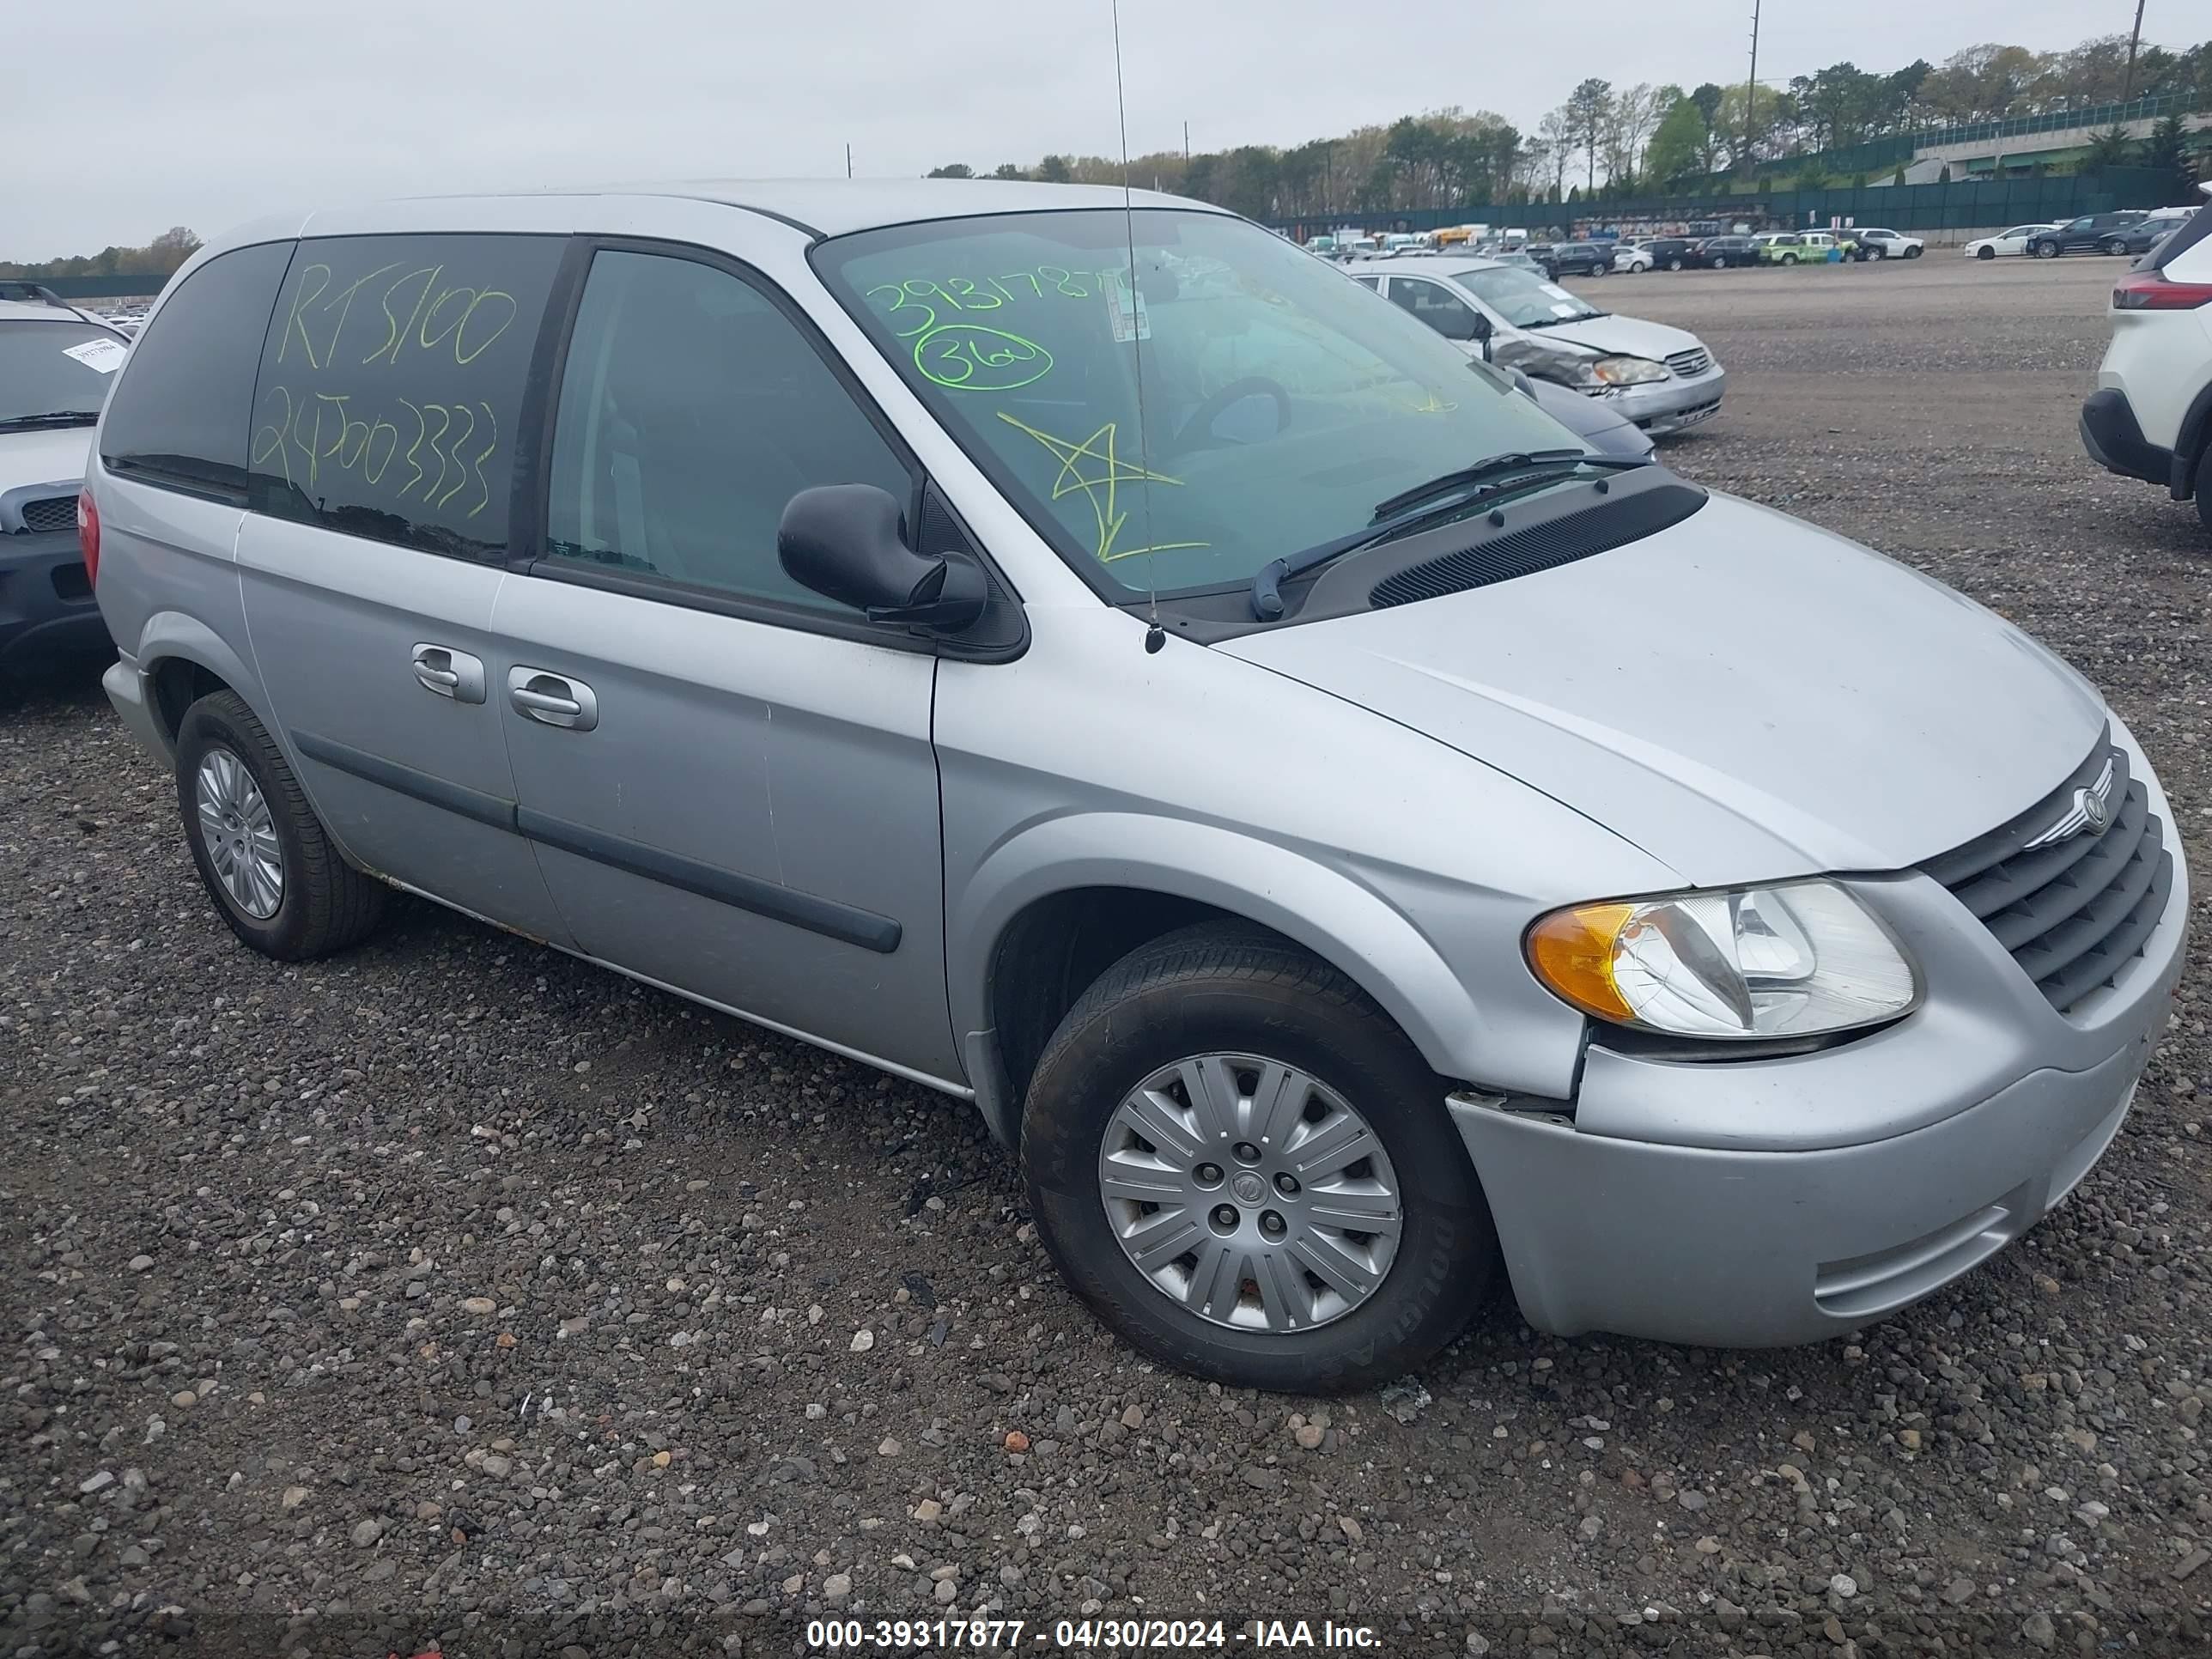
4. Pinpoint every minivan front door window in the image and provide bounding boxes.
[544,251,910,614]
